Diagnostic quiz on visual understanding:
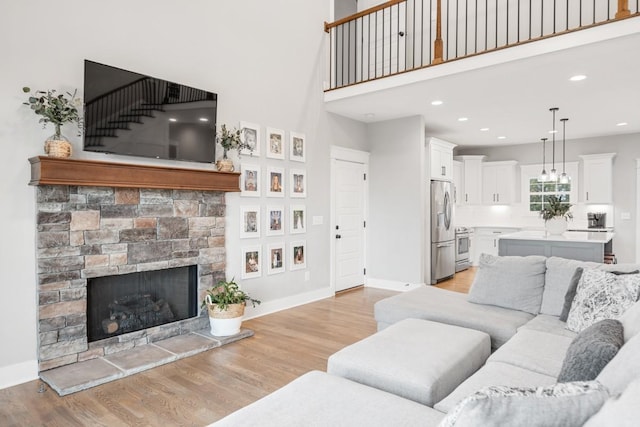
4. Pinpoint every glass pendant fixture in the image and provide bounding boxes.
[559,118,570,184]
[549,107,559,182]
[539,137,548,182]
